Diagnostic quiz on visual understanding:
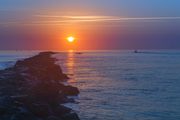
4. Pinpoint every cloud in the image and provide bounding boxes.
[32,15,180,25]
[36,15,180,21]
[1,15,180,26]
